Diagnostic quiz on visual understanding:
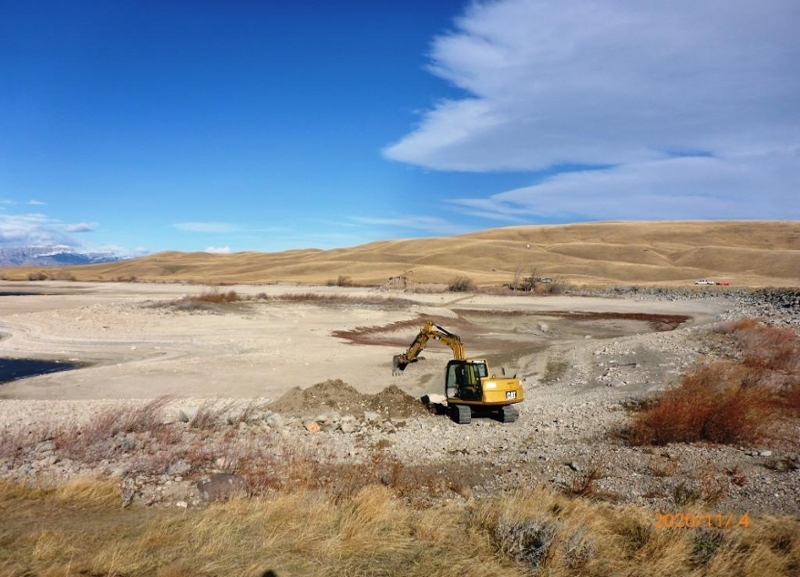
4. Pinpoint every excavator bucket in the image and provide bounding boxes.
[392,354,407,374]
